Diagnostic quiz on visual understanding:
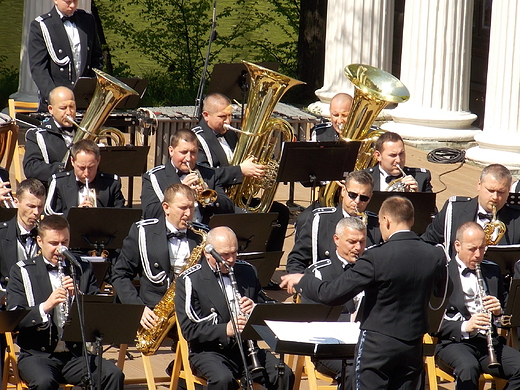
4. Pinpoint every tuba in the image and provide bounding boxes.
[226,61,304,213]
[135,221,207,356]
[62,69,138,164]
[320,64,410,207]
